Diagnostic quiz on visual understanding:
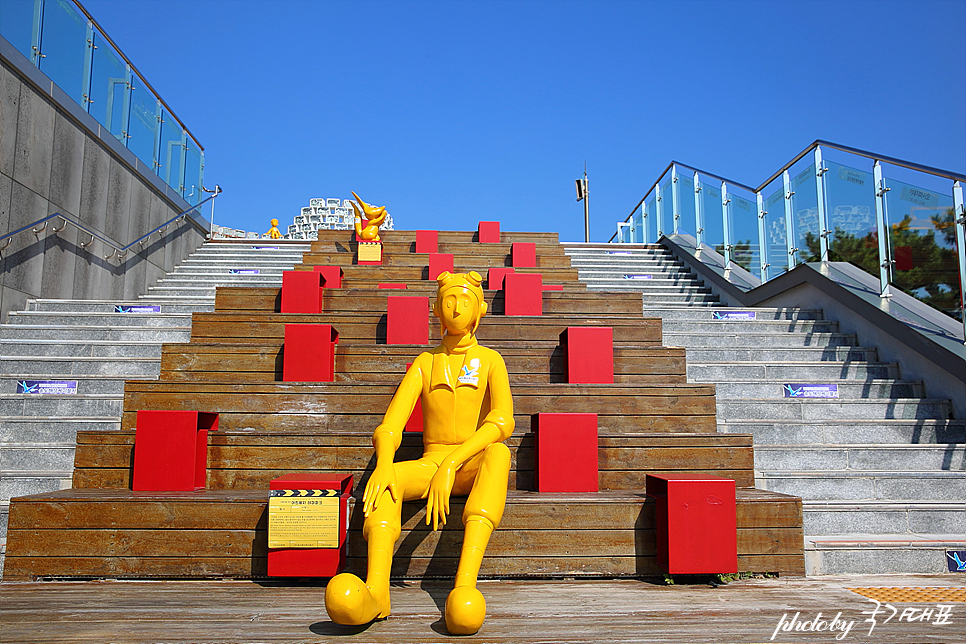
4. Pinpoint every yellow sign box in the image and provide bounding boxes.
[357,241,382,263]
[268,490,340,549]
